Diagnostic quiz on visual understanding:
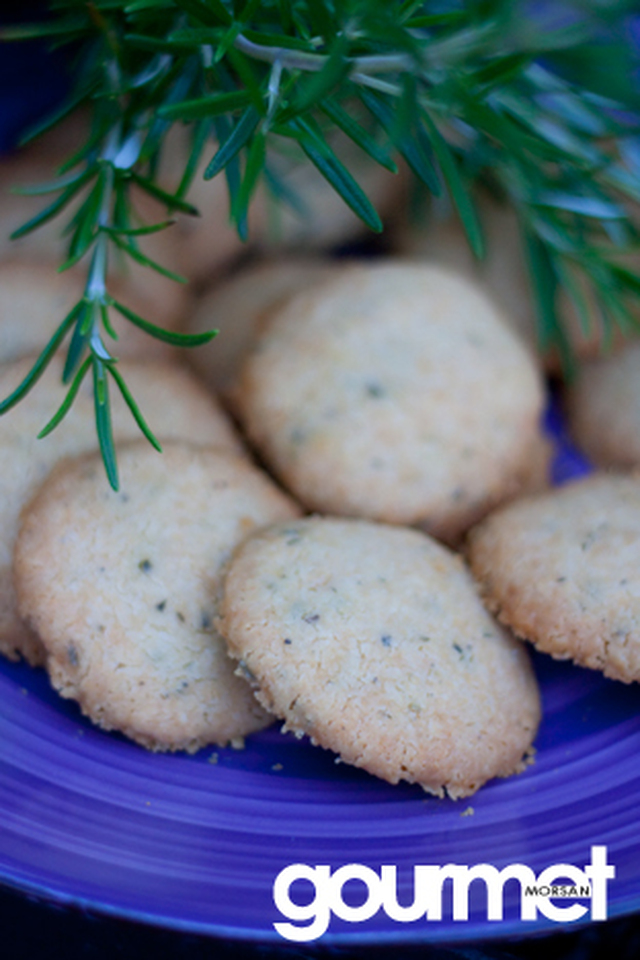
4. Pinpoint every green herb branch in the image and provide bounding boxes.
[2,0,640,486]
